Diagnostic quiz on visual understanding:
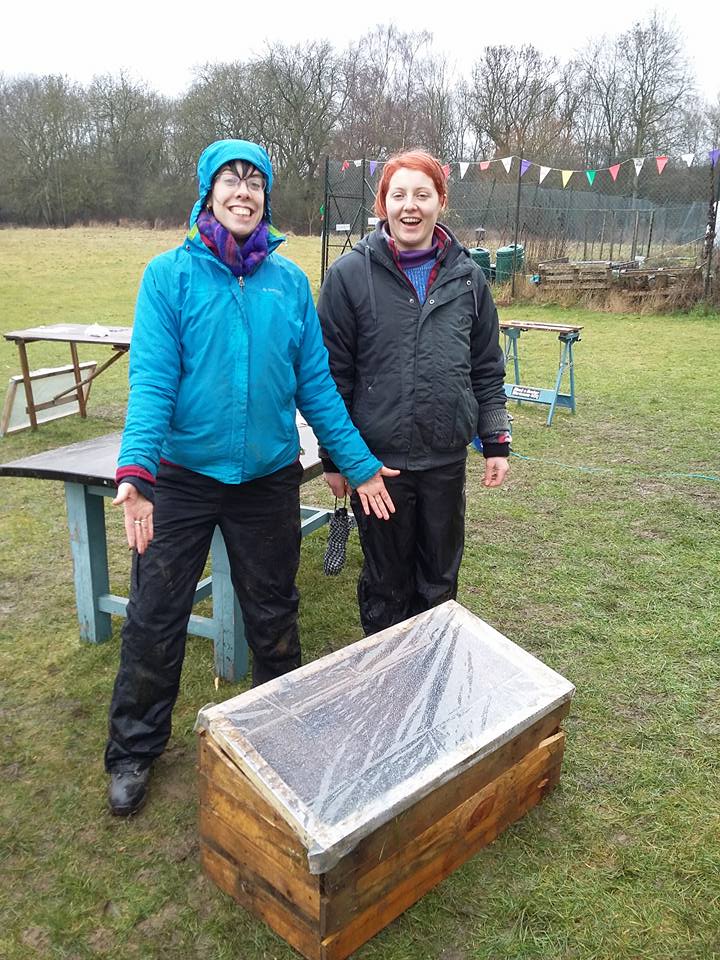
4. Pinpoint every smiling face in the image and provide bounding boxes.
[385,167,445,251]
[209,161,266,239]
